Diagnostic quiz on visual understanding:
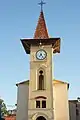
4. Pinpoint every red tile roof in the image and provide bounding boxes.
[34,11,49,39]
[5,116,16,120]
